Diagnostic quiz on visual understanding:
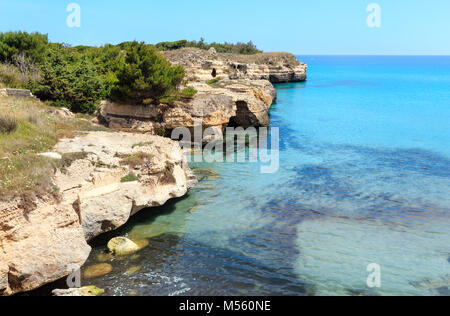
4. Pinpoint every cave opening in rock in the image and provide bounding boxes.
[228,101,259,128]
[211,68,217,78]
